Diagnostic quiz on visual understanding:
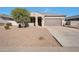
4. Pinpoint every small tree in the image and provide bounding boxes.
[11,8,30,27]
